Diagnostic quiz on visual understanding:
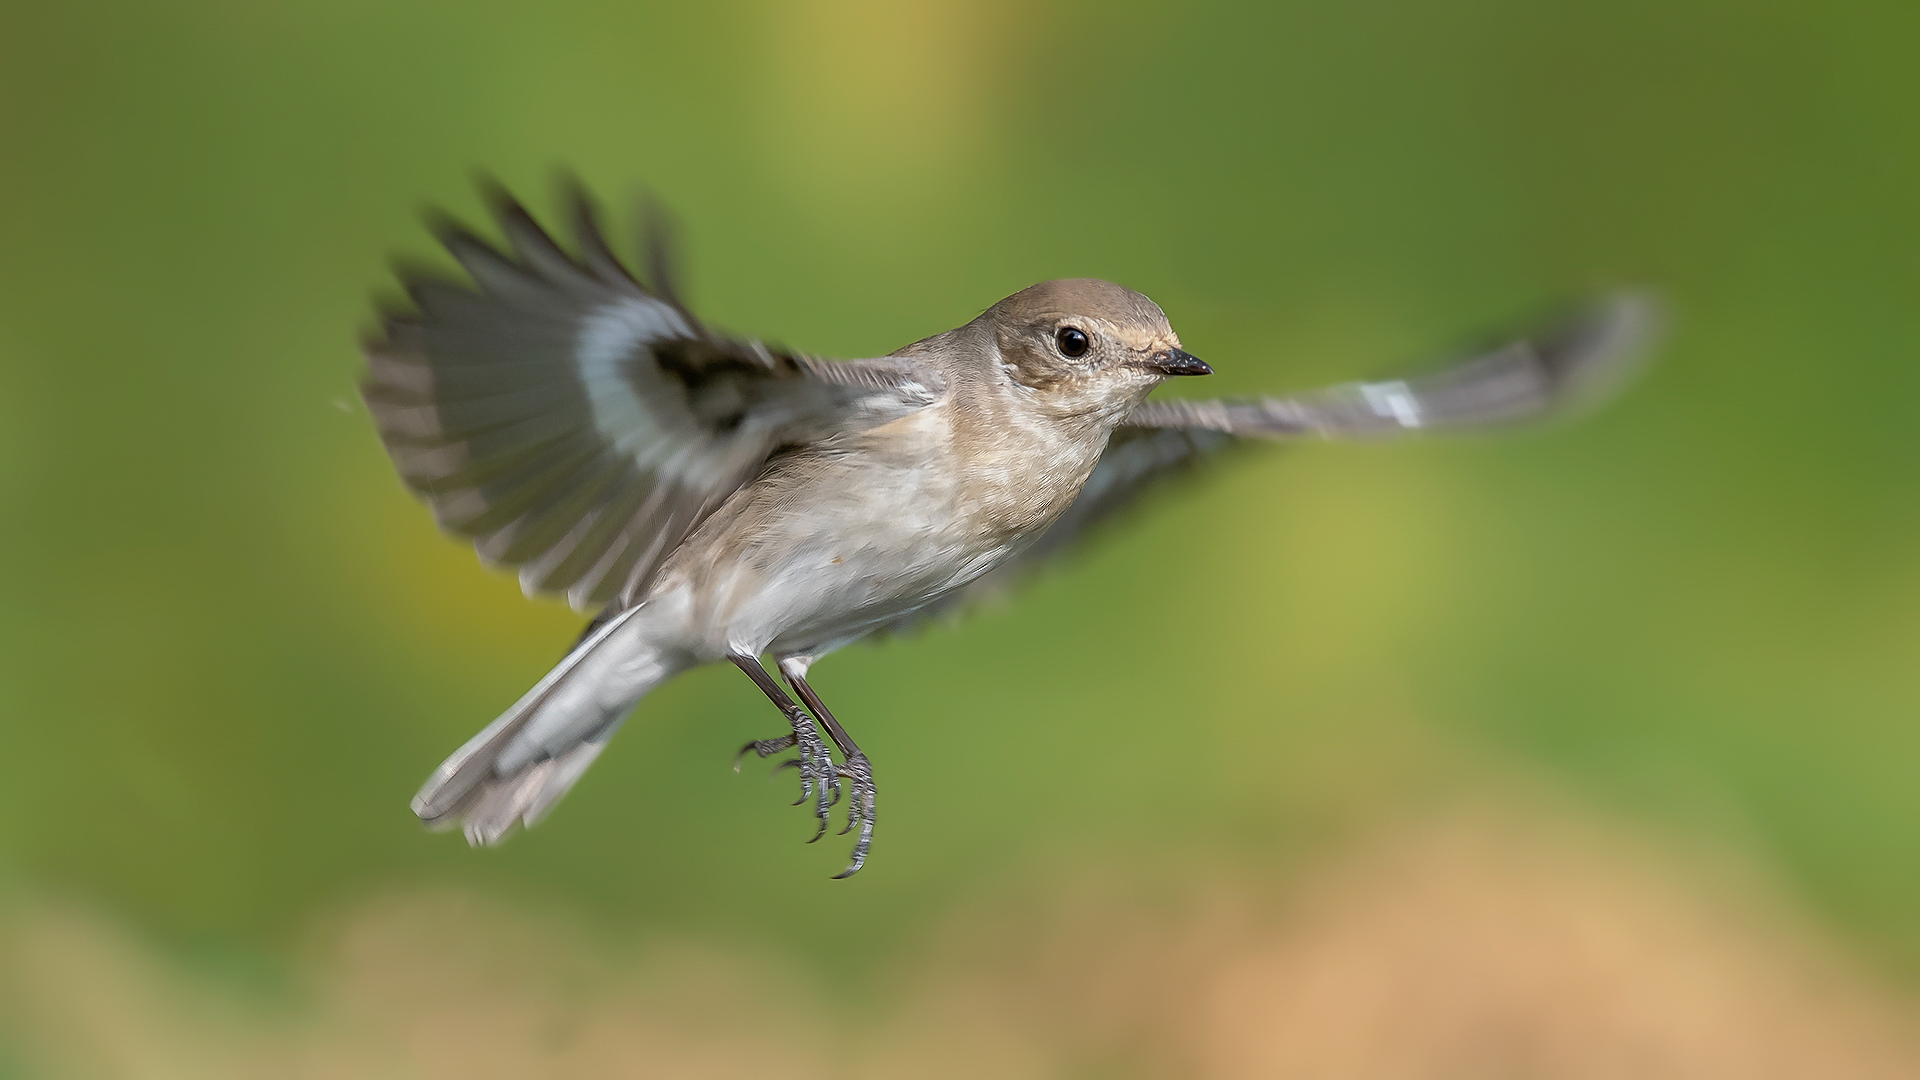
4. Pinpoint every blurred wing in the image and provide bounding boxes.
[362,182,941,612]
[874,290,1658,637]
[1123,291,1659,438]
